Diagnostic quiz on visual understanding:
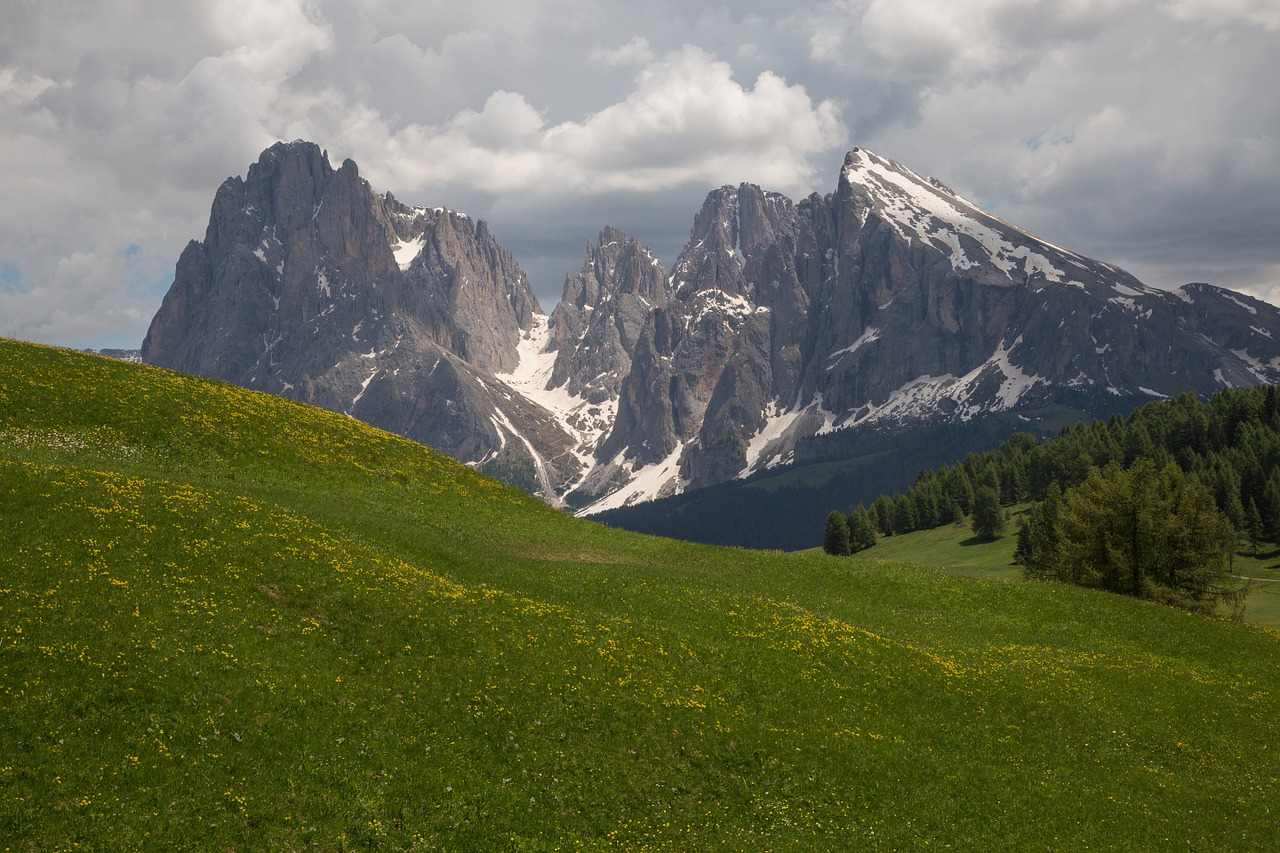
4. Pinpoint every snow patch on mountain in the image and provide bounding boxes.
[392,235,424,270]
[496,313,617,476]
[827,326,881,367]
[842,149,1079,284]
[739,402,807,478]
[578,442,691,515]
